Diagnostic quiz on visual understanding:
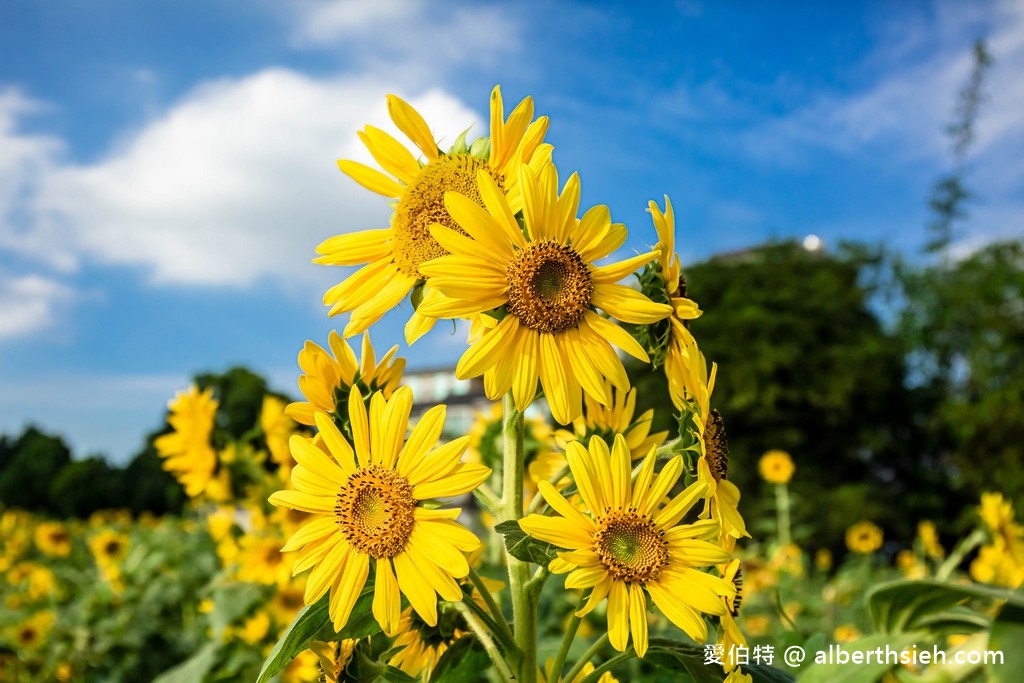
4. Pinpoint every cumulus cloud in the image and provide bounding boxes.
[13,72,481,286]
